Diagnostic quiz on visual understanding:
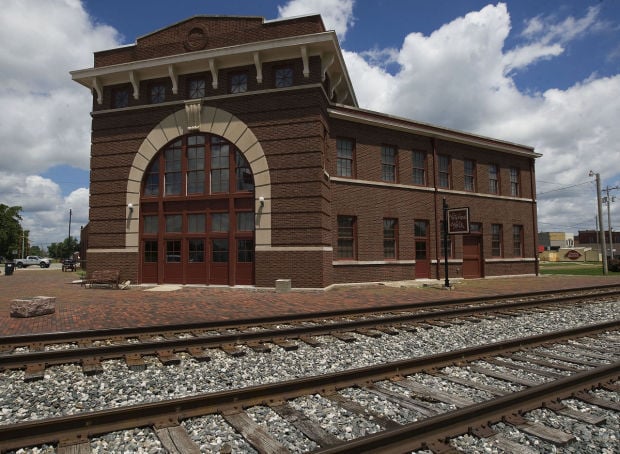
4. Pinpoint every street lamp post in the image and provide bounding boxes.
[589,171,608,275]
